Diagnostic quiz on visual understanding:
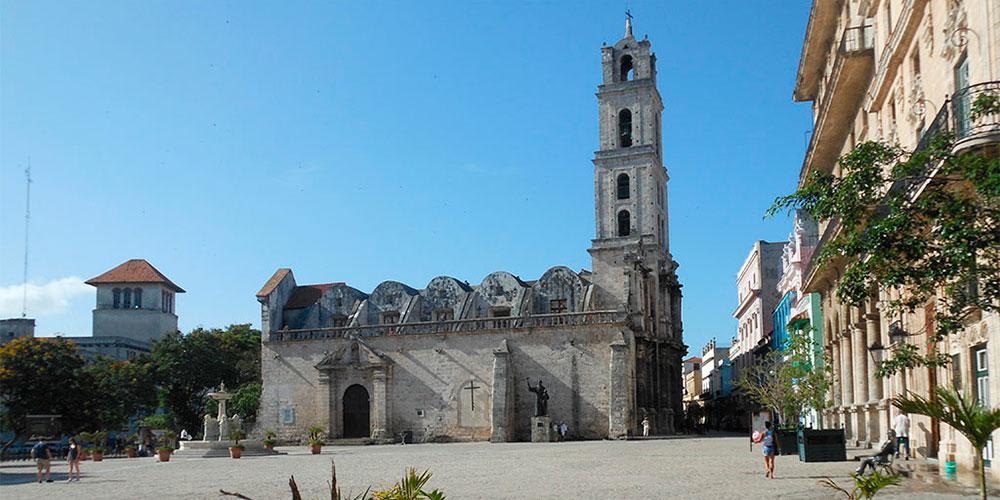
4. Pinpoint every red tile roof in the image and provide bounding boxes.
[85,259,185,293]
[684,356,702,363]
[283,283,344,309]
